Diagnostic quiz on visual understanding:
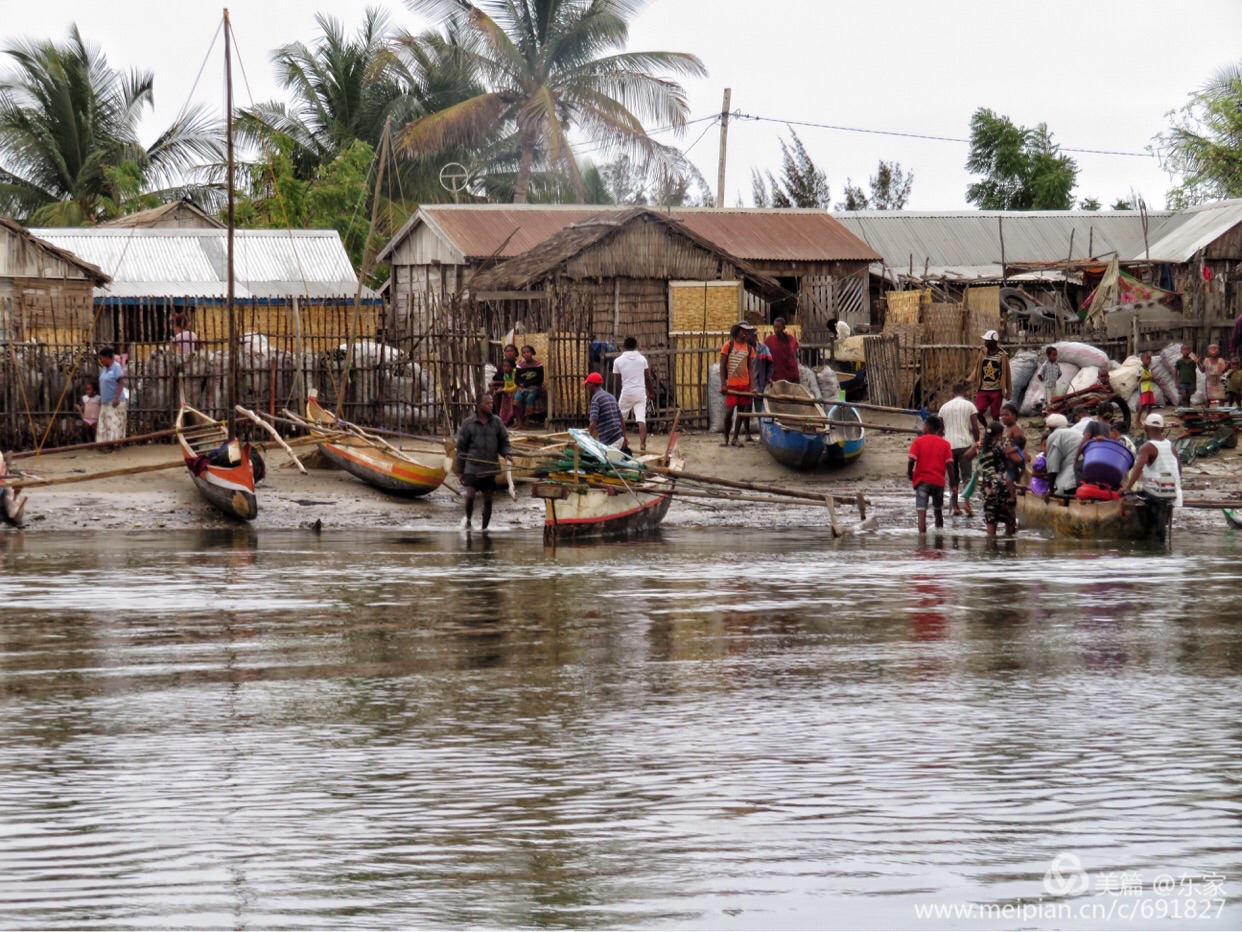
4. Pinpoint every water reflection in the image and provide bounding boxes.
[0,528,1240,929]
